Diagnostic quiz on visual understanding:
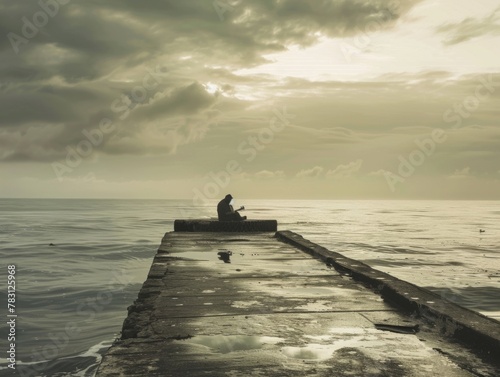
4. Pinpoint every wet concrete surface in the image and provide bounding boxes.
[276,231,500,362]
[96,232,499,376]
